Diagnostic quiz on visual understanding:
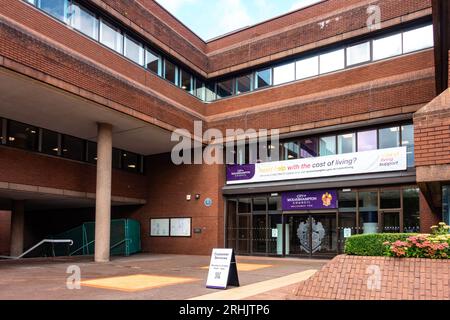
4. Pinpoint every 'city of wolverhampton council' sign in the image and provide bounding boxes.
[282,190,338,211]
[226,147,407,185]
